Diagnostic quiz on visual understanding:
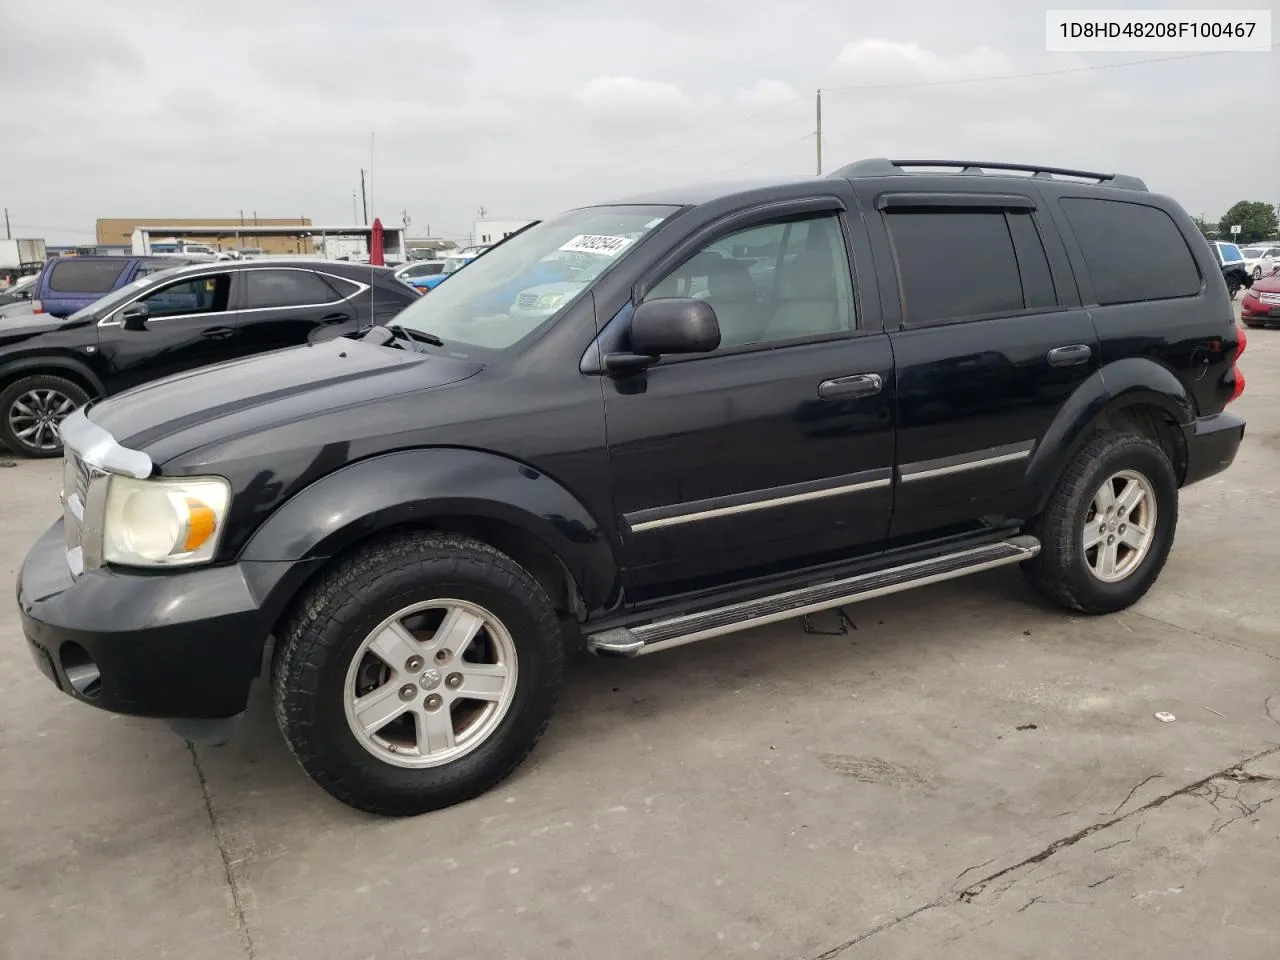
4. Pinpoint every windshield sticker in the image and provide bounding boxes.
[644,217,665,228]
[559,234,635,257]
